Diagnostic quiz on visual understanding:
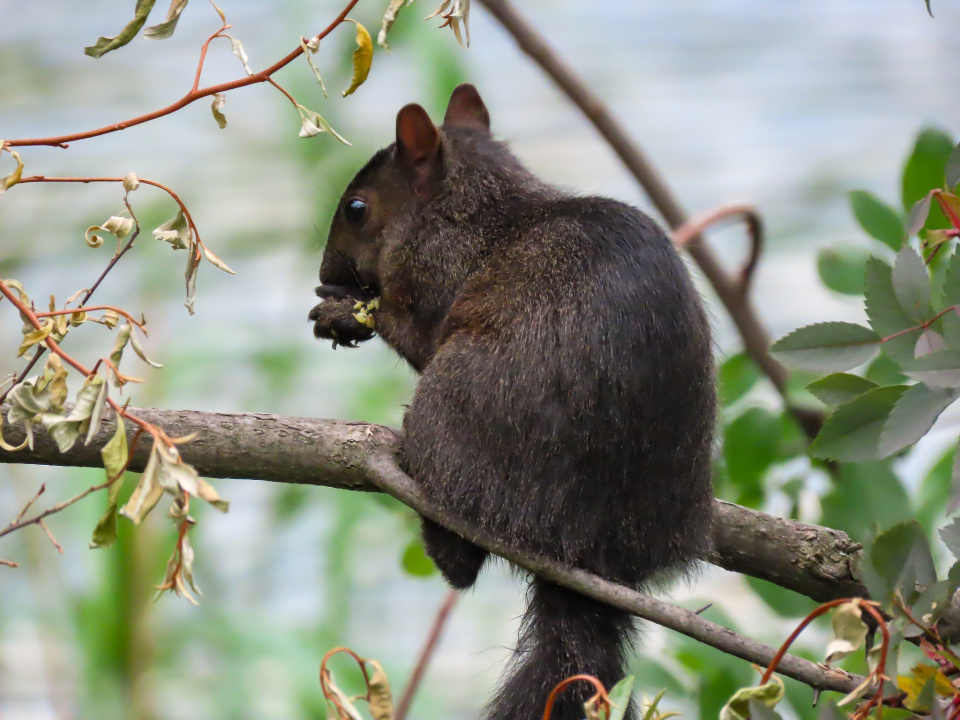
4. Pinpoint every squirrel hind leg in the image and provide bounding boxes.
[421,518,489,590]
